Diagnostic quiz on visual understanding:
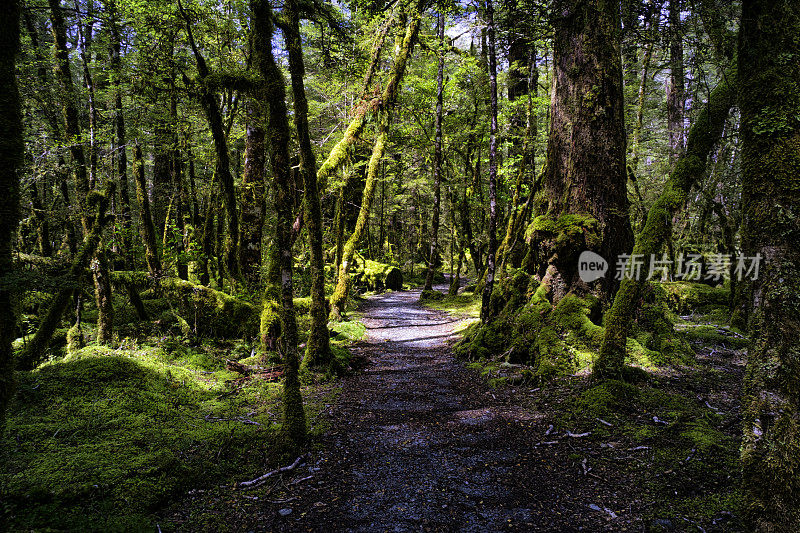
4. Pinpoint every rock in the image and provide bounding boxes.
[650,518,675,531]
[278,508,293,517]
